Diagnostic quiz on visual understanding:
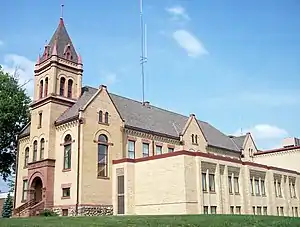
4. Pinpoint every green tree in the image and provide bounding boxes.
[1,193,13,218]
[0,66,31,180]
